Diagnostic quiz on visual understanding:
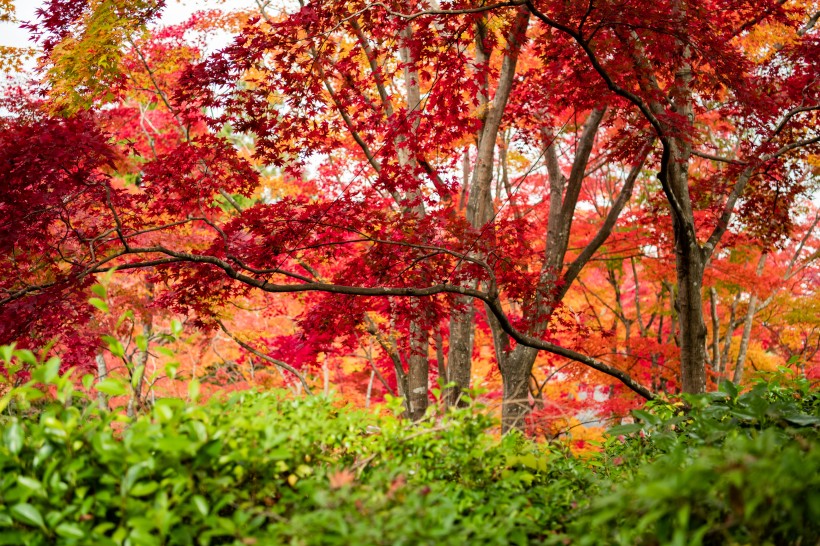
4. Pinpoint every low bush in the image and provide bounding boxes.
[568,372,820,546]
[0,351,817,546]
